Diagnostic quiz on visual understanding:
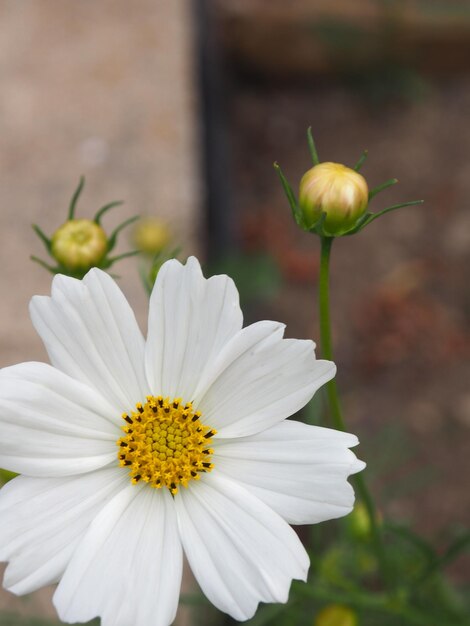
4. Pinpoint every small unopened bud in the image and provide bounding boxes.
[132,218,171,256]
[347,502,371,539]
[299,162,368,235]
[347,501,382,541]
[51,219,108,271]
[314,605,358,626]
